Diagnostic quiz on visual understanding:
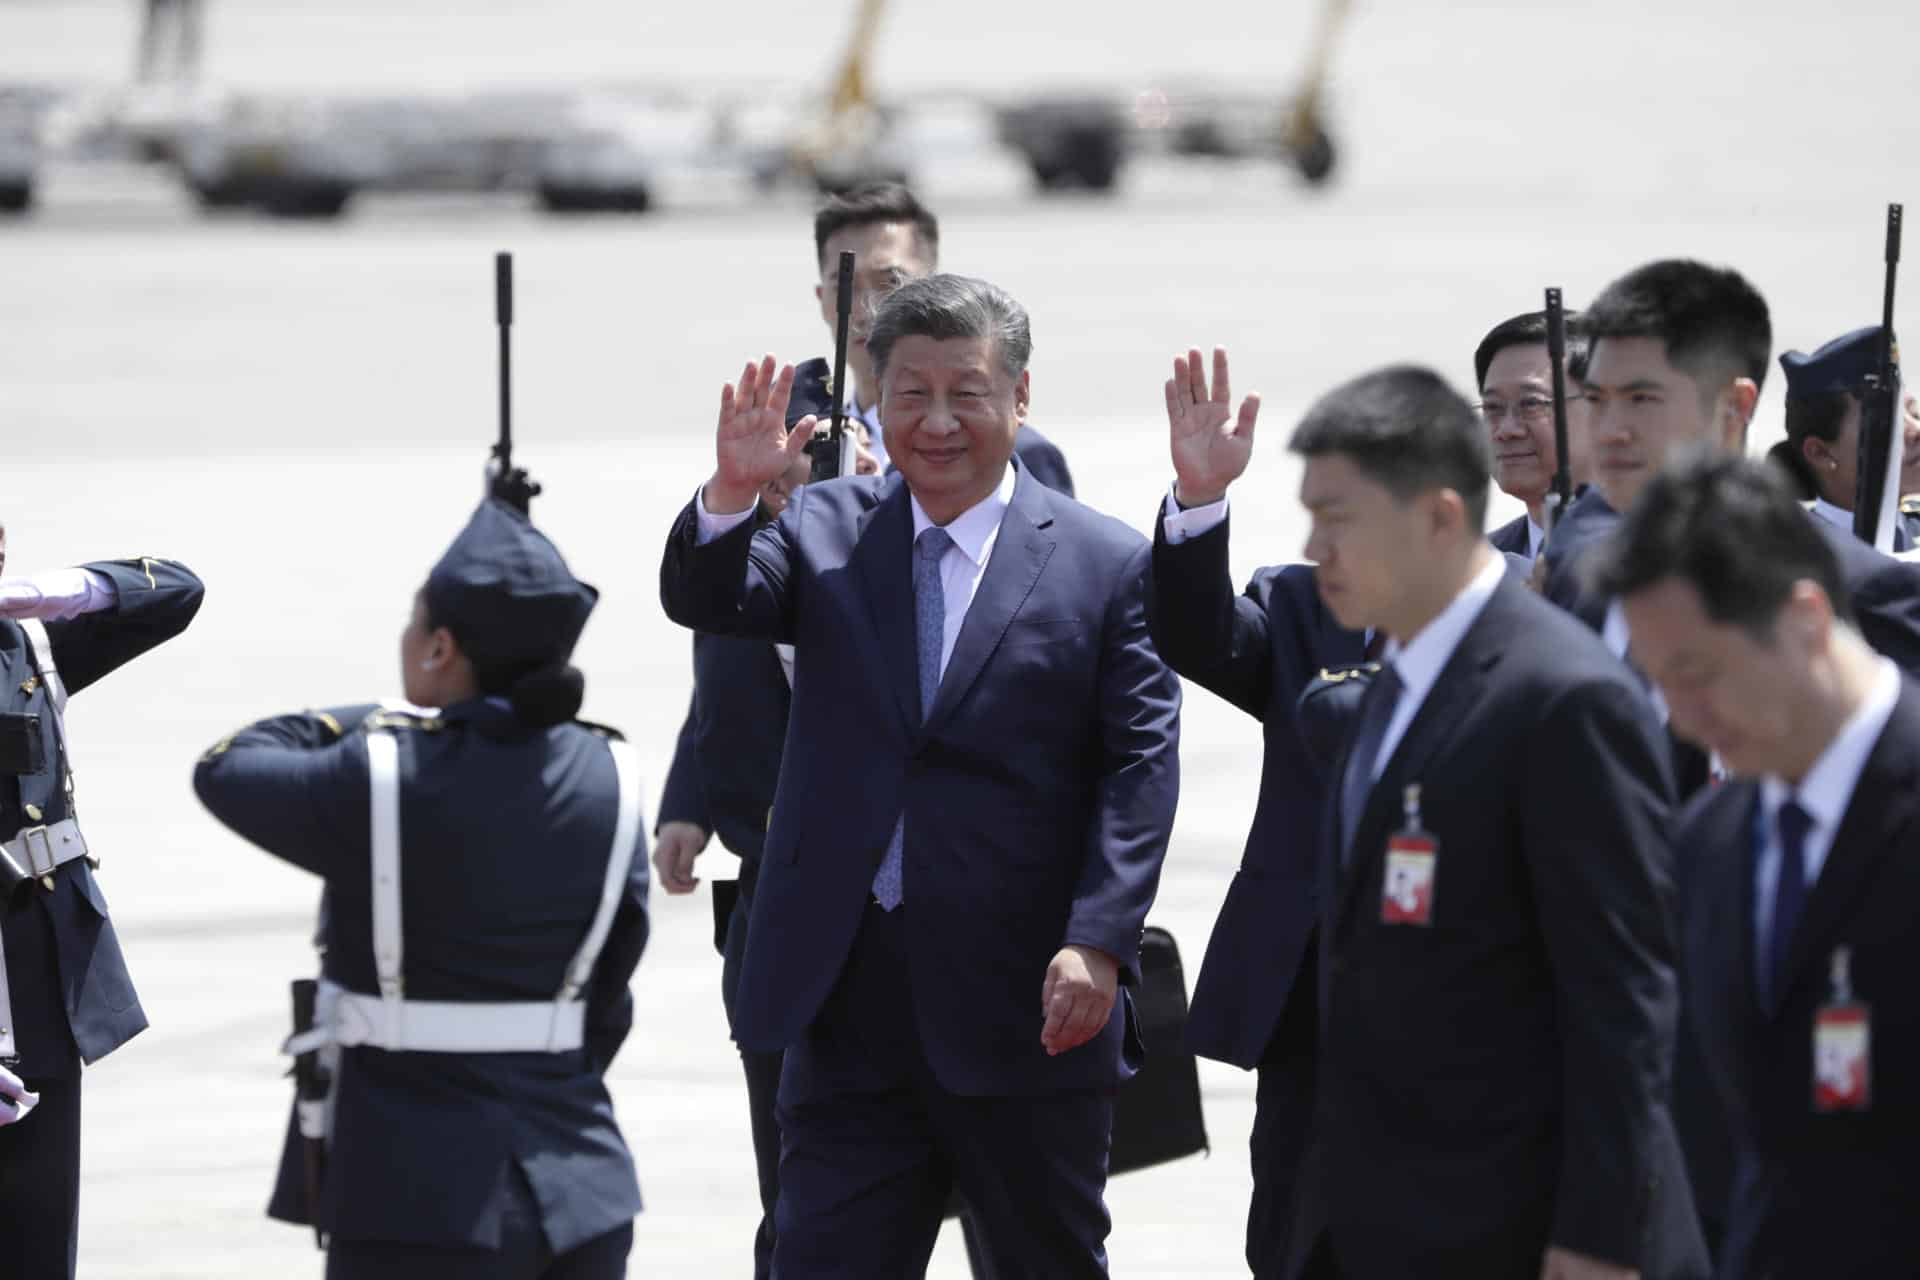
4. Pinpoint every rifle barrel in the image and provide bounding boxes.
[829,250,855,443]
[1543,286,1574,531]
[496,252,514,473]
